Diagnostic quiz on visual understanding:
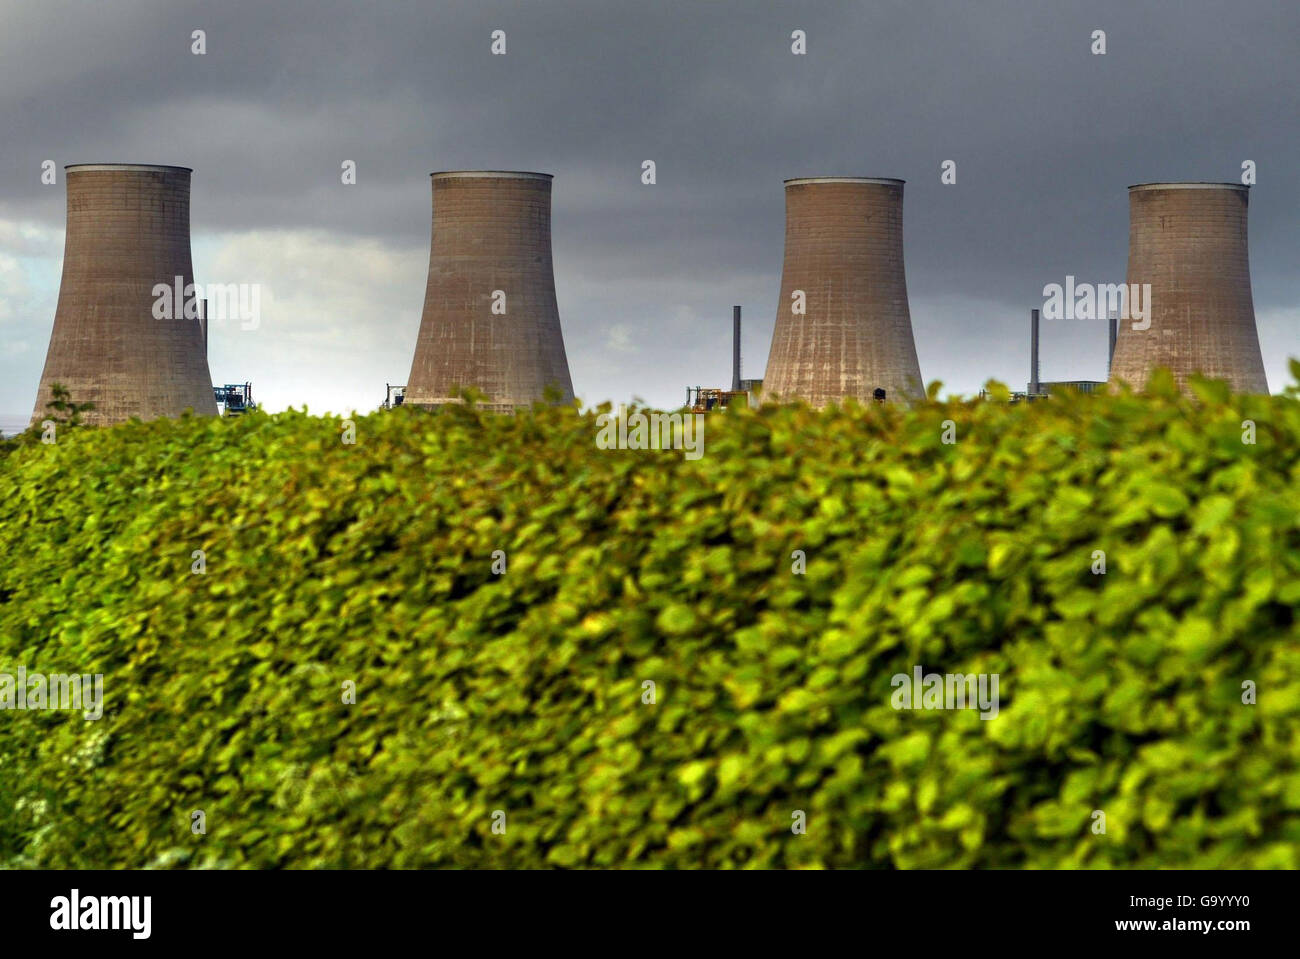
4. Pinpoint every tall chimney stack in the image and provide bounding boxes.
[406,171,574,411]
[31,164,216,427]
[1109,182,1268,394]
[1030,308,1040,395]
[1107,310,1117,376]
[763,177,923,406]
[731,305,742,391]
